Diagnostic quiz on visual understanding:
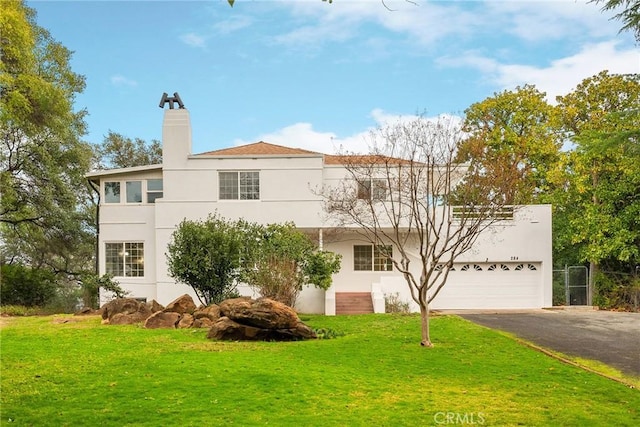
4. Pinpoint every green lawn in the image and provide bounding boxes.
[1,314,638,426]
